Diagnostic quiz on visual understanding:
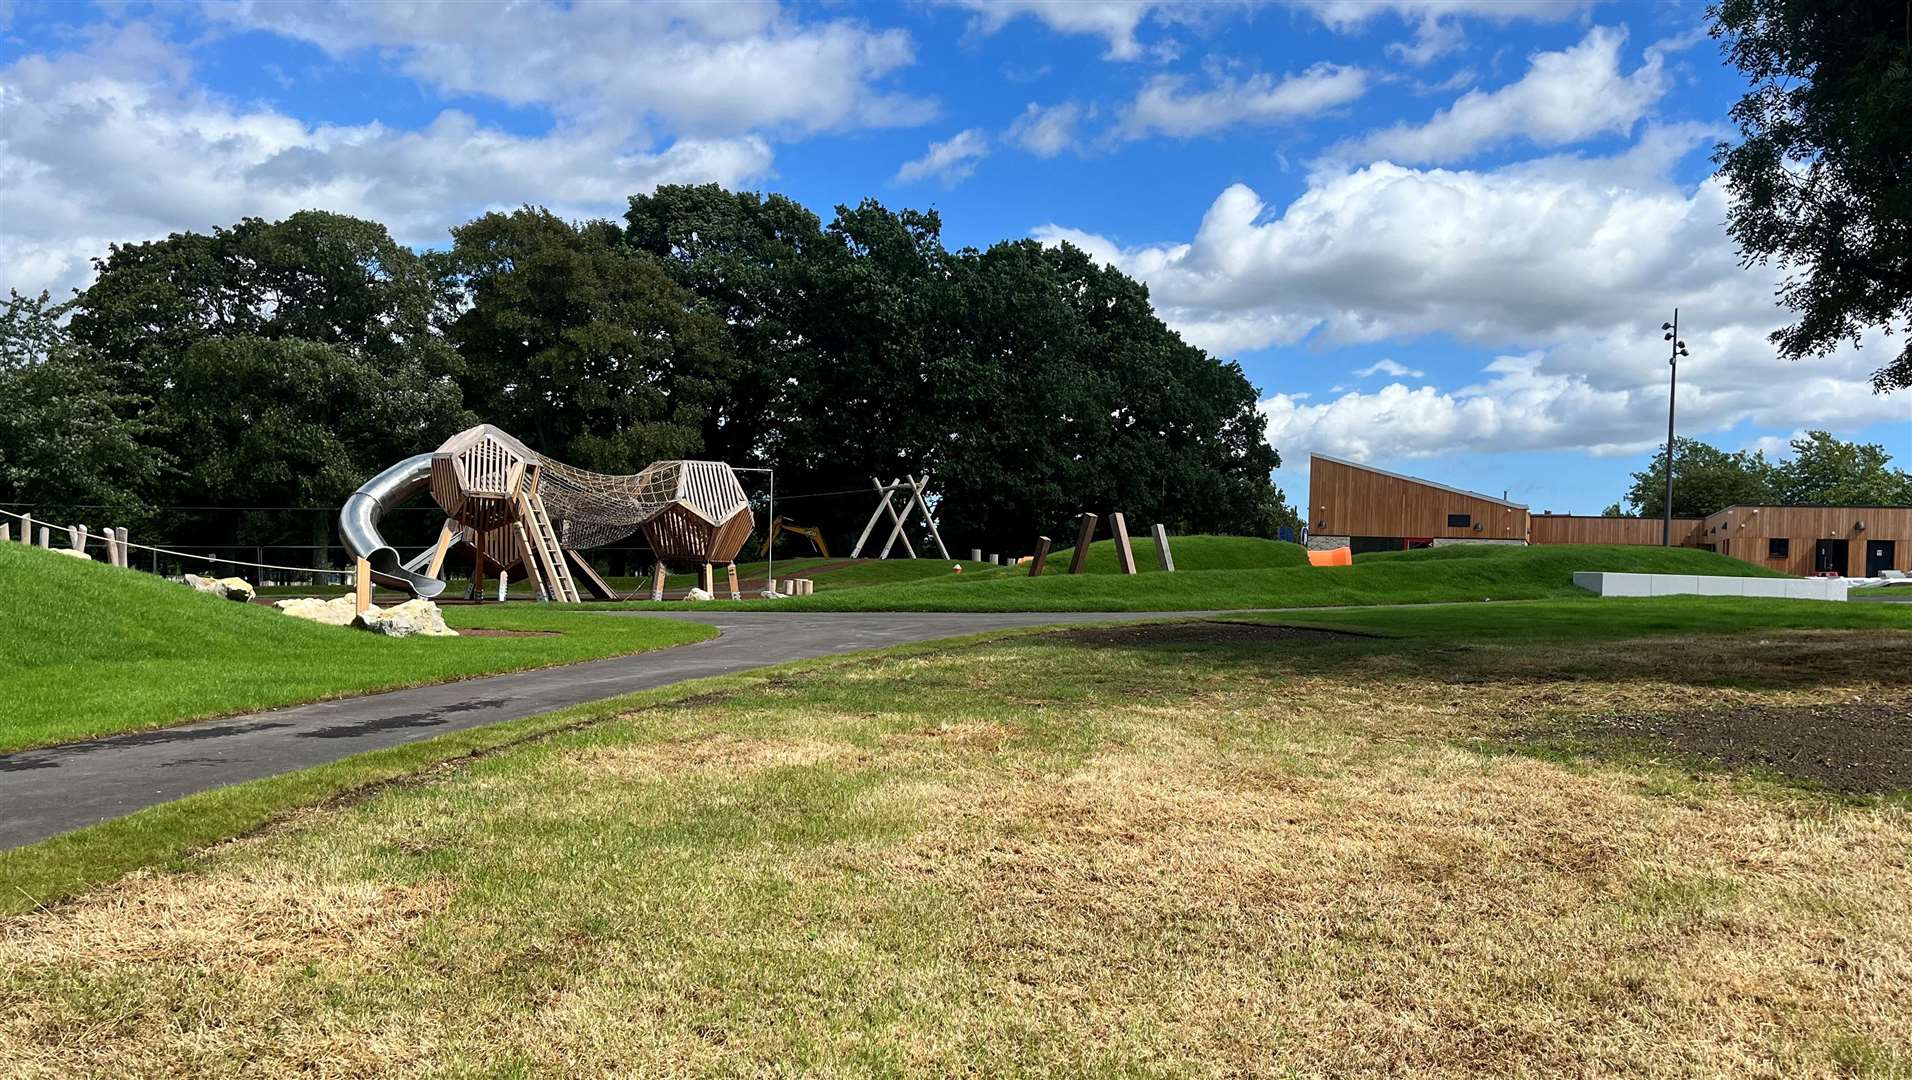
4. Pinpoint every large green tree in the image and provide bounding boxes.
[1622,438,1779,517]
[0,291,158,528]
[64,212,469,546]
[1772,430,1912,504]
[1710,0,1912,391]
[437,208,732,472]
